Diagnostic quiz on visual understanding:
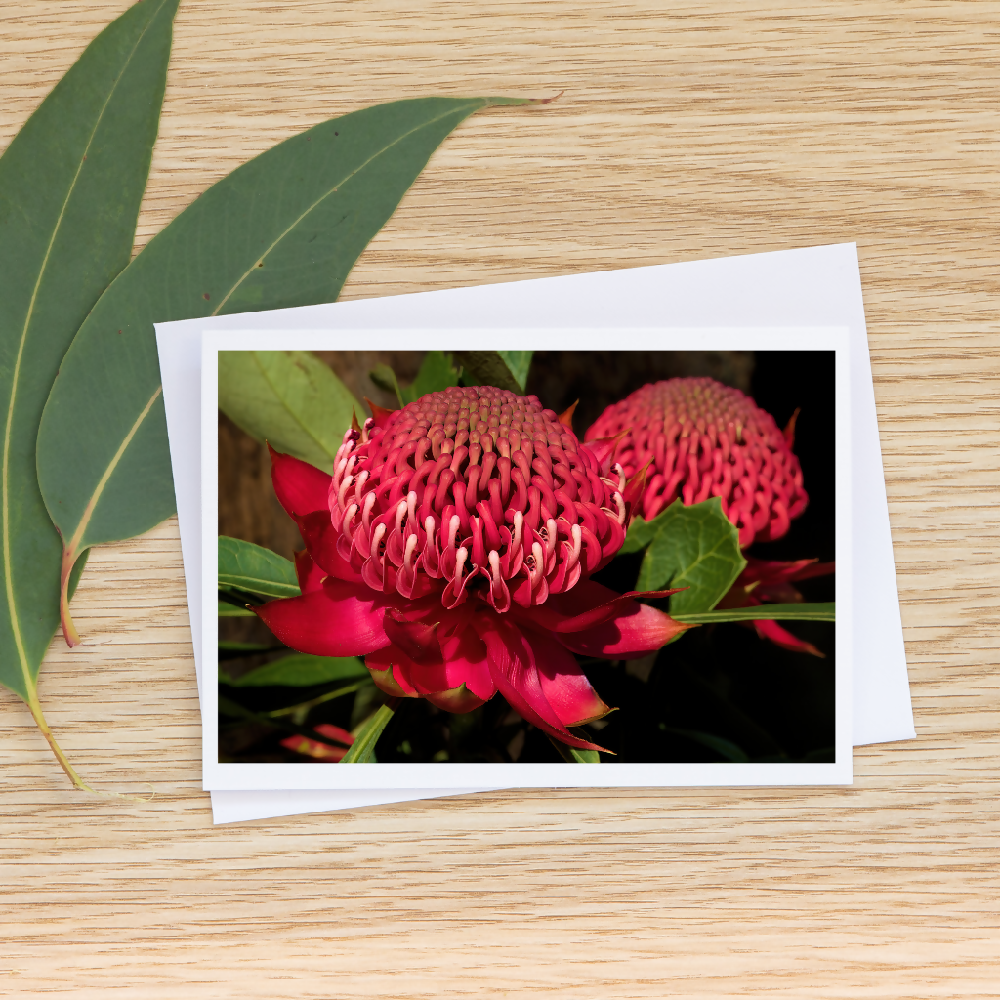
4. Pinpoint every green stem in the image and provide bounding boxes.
[266,681,369,719]
[340,700,398,763]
